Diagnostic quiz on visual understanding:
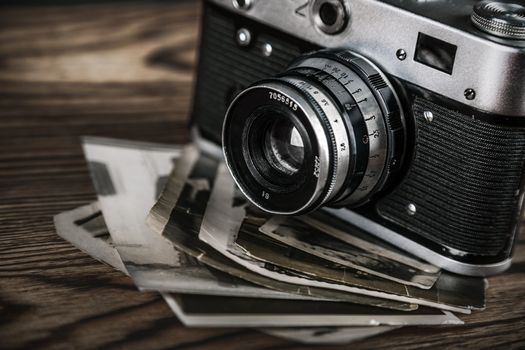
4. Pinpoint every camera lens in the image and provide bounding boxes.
[237,104,313,196]
[223,49,407,215]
